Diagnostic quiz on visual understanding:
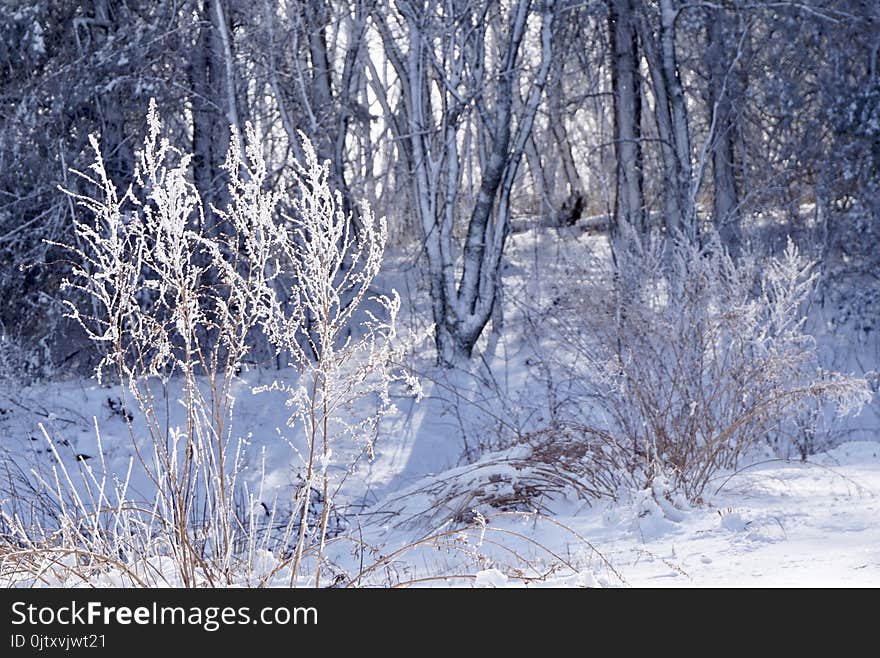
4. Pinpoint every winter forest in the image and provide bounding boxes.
[0,0,878,588]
